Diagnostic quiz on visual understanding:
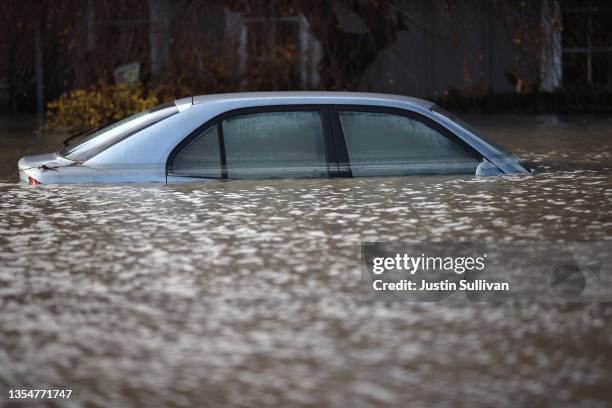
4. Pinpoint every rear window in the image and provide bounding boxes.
[59,102,179,162]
